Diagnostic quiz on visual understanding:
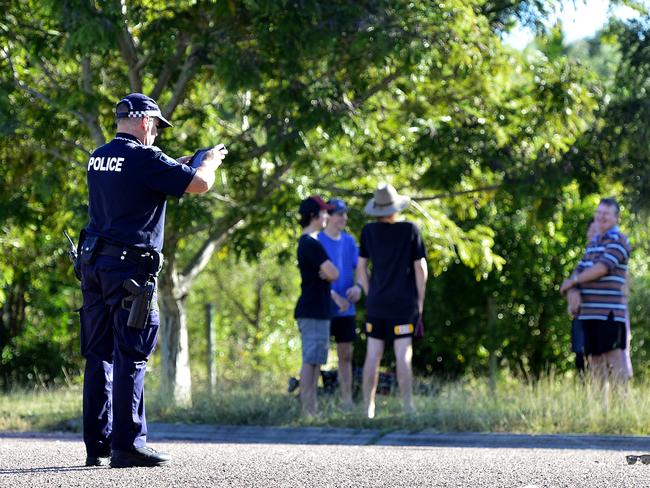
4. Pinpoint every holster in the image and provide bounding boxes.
[121,249,163,329]
[122,278,155,329]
